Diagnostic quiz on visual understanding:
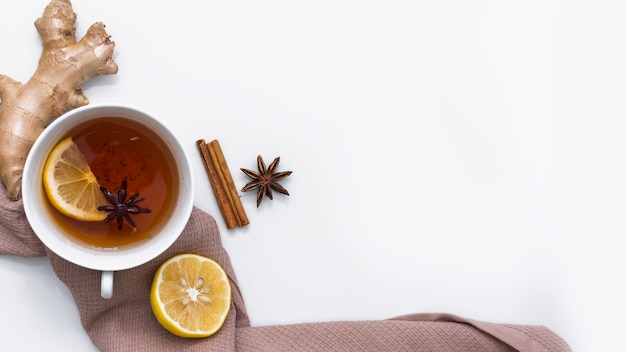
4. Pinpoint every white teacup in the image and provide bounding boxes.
[22,104,194,299]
